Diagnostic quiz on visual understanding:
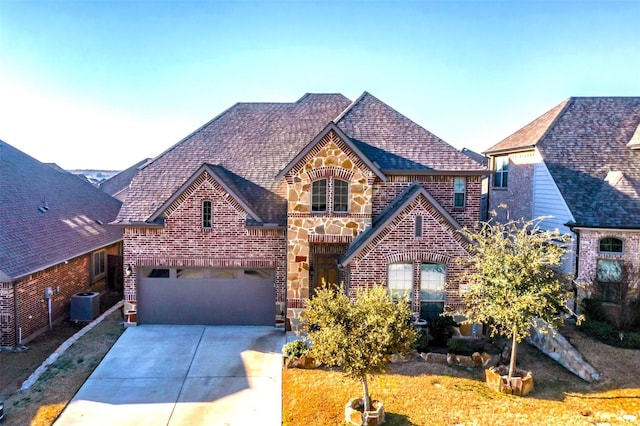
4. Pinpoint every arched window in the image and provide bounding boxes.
[599,237,623,253]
